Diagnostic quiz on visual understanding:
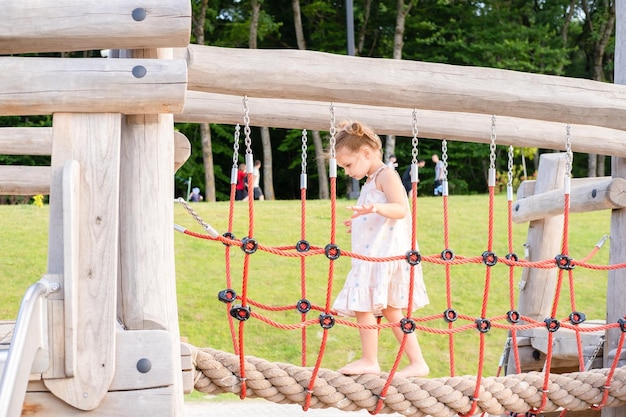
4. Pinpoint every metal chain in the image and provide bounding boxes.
[411,109,419,165]
[565,124,573,178]
[178,197,211,231]
[441,139,448,179]
[329,103,336,159]
[584,335,605,371]
[243,96,253,155]
[507,145,514,188]
[301,129,308,174]
[490,115,497,170]
[232,124,241,169]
